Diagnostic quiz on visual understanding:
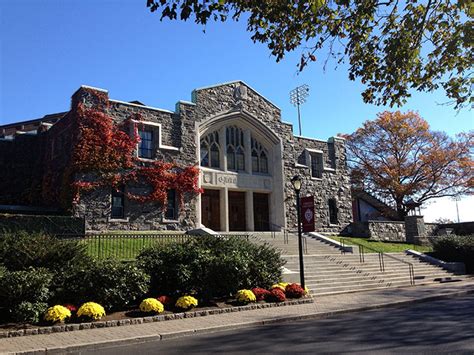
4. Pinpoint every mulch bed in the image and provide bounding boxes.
[0,297,314,338]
